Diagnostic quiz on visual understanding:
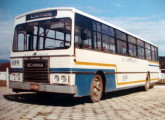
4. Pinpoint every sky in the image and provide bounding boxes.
[0,0,165,60]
